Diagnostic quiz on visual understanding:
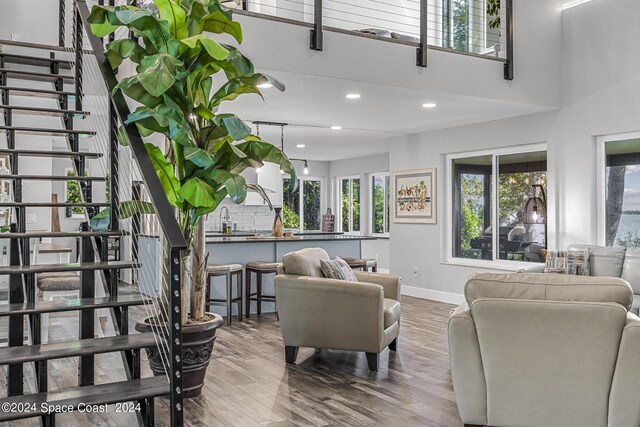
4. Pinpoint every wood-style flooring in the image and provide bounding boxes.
[0,296,462,427]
